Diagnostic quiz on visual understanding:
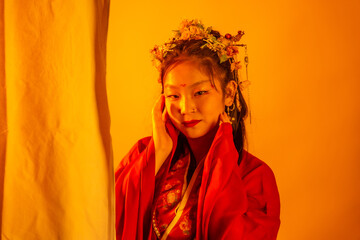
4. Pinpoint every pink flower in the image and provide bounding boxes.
[231,61,242,71]
[226,46,239,57]
[189,25,203,36]
[153,59,162,72]
[239,80,250,90]
[151,45,164,61]
[179,20,190,31]
[180,30,191,40]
